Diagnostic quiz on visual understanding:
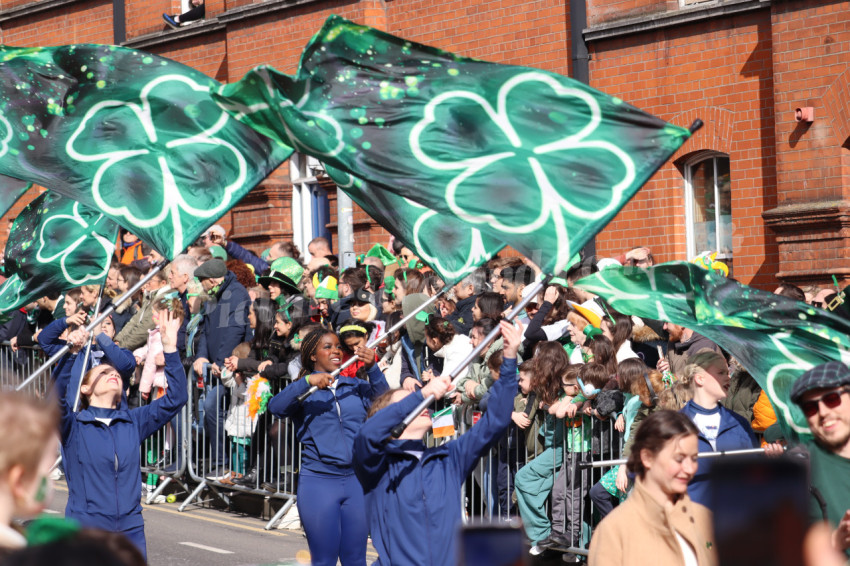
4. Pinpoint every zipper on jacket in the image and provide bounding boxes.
[418,464,434,565]
[108,427,120,530]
